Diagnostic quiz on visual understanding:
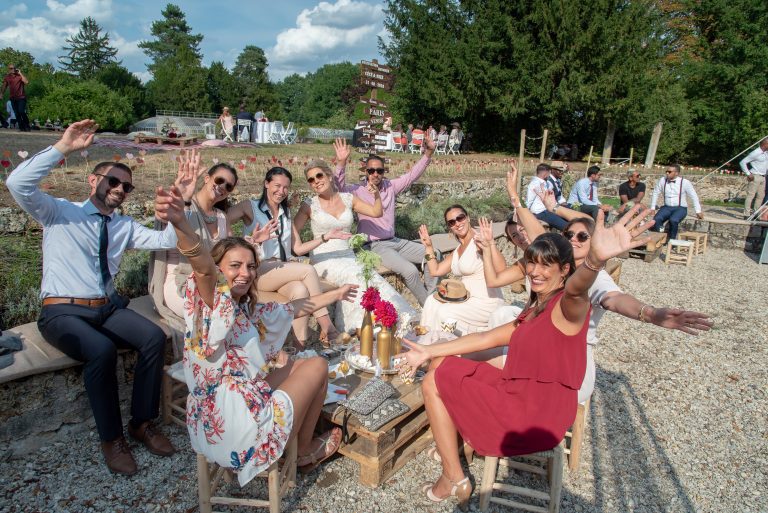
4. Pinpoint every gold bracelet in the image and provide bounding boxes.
[177,239,202,257]
[638,304,653,323]
[582,254,605,272]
